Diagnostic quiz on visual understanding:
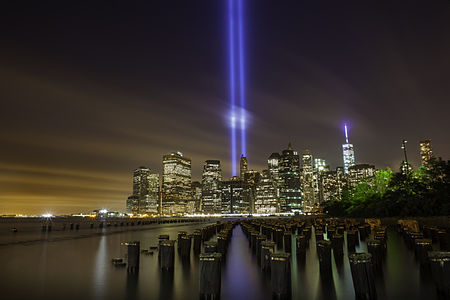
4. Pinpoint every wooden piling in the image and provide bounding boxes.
[349,253,377,300]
